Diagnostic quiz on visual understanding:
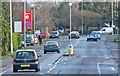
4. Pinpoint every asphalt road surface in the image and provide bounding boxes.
[1,35,119,76]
